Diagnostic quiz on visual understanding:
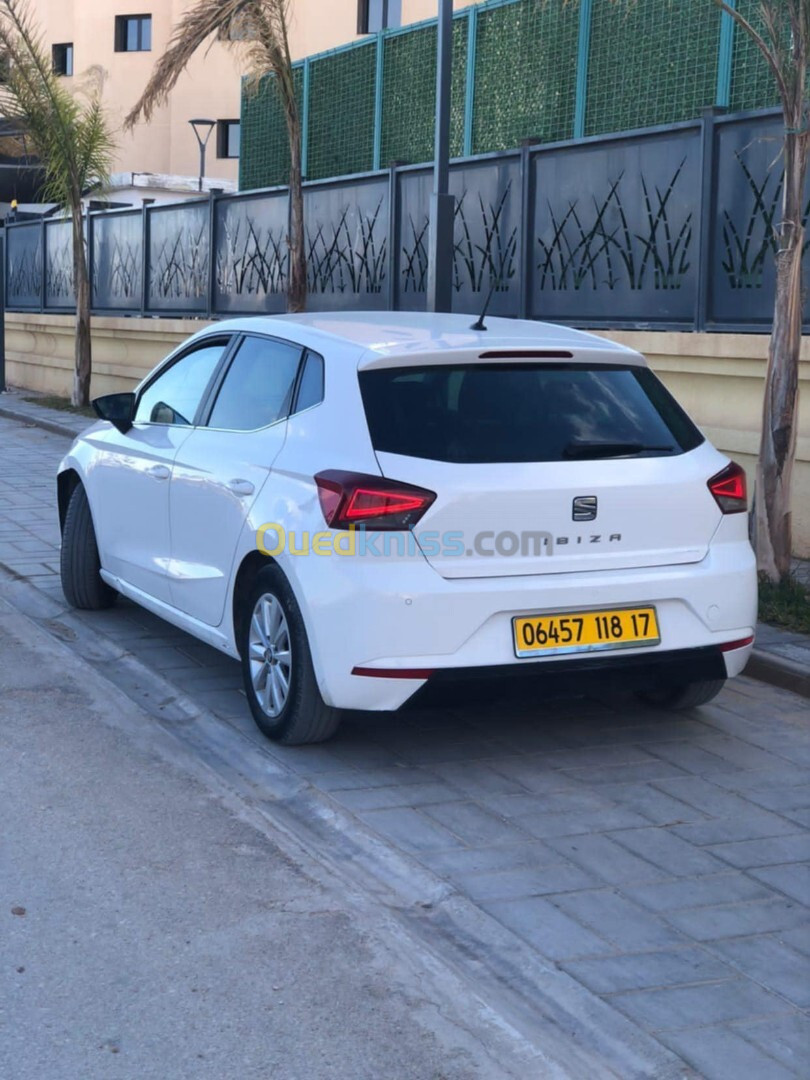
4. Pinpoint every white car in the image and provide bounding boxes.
[57,313,757,744]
